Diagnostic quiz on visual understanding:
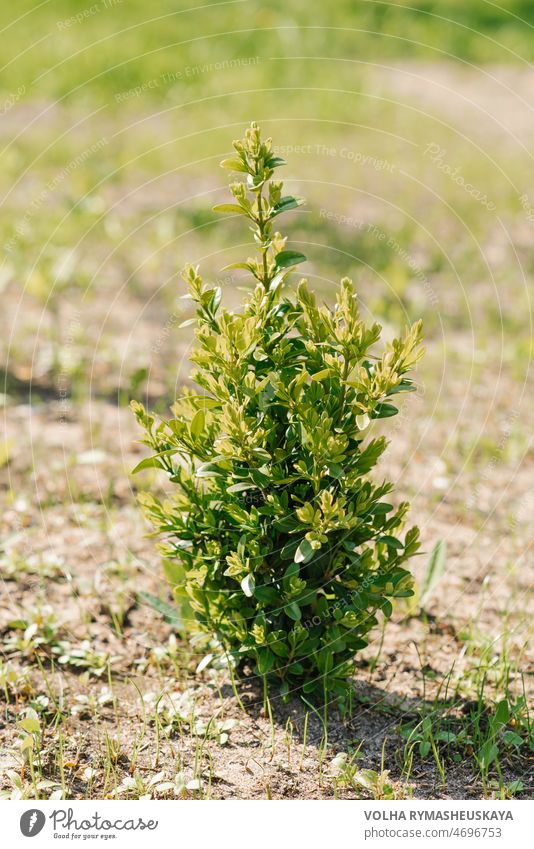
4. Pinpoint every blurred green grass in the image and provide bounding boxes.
[1,0,532,402]
[2,0,534,104]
